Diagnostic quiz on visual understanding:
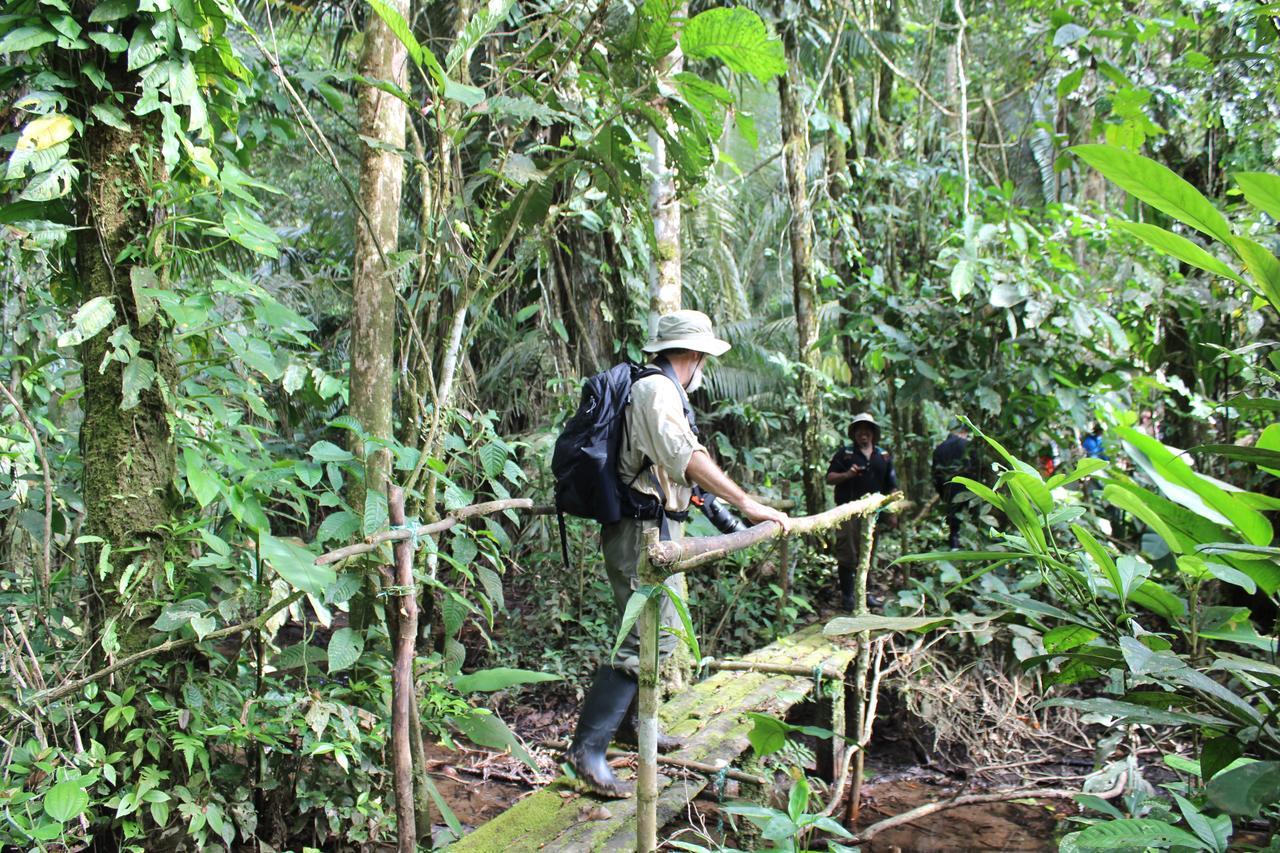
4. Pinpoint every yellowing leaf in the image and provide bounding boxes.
[16,113,74,152]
